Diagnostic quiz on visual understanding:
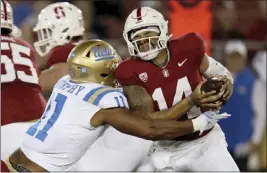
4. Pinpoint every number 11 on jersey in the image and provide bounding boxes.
[26,93,67,142]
